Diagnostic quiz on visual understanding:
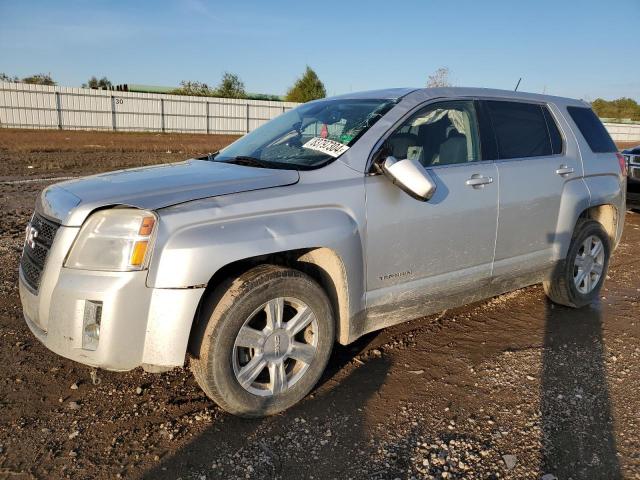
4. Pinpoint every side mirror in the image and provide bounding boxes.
[380,156,437,201]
